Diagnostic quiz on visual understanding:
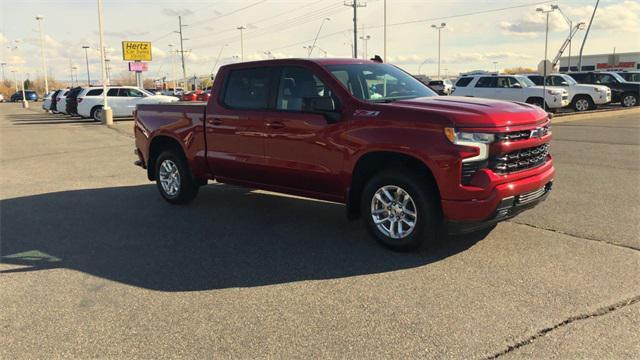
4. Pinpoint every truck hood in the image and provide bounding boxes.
[390,96,548,128]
